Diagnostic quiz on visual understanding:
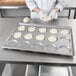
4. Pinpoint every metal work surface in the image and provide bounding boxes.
[0,18,76,65]
[2,23,74,56]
